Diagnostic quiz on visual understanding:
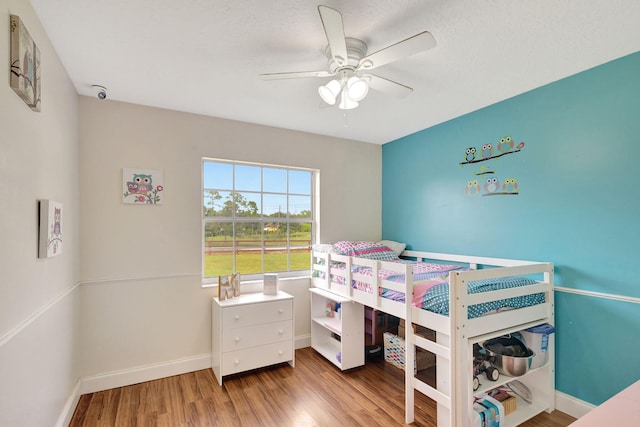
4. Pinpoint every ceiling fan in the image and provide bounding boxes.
[259,5,437,110]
